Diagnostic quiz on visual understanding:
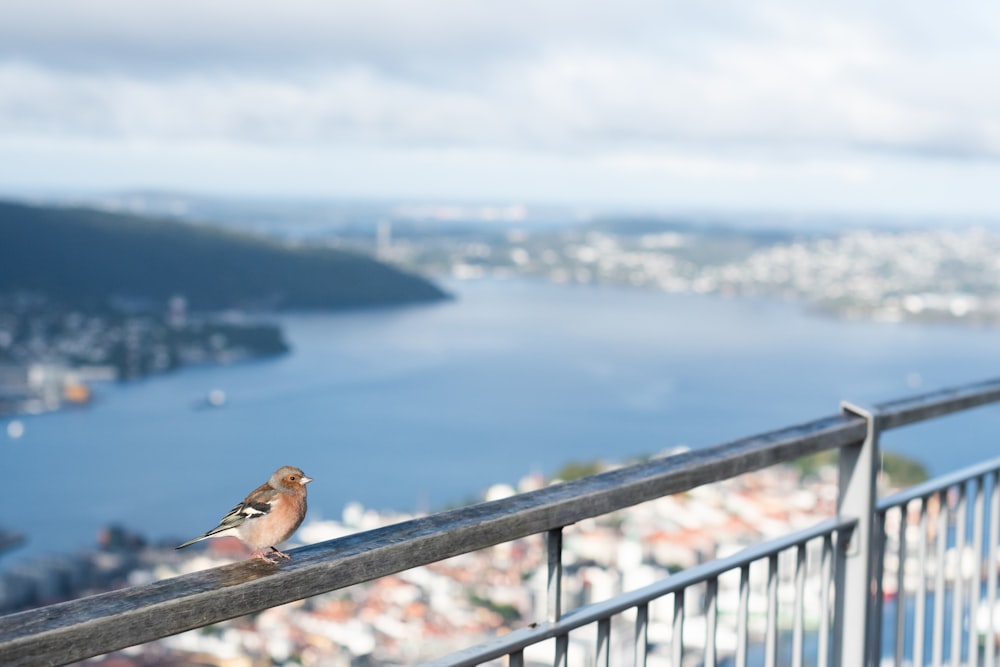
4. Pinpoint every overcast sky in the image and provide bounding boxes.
[2,1,999,217]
